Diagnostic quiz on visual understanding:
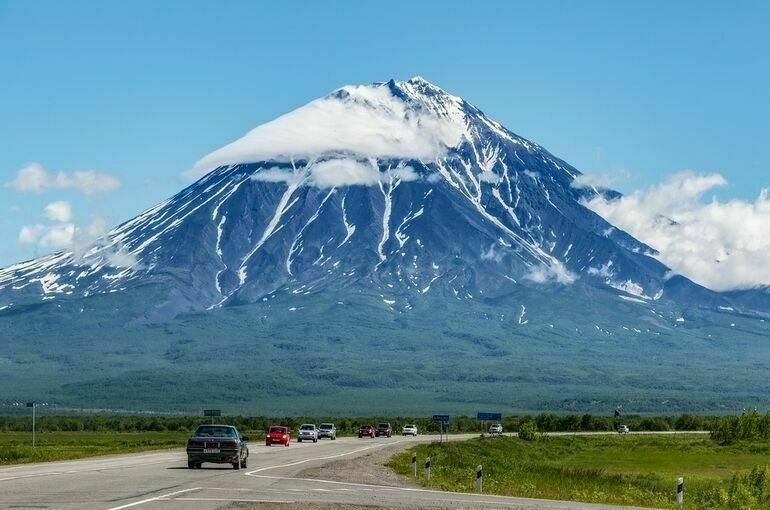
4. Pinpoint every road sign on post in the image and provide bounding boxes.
[26,402,35,448]
[203,409,222,424]
[432,415,450,443]
[475,464,483,493]
[676,477,684,506]
[477,412,502,421]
